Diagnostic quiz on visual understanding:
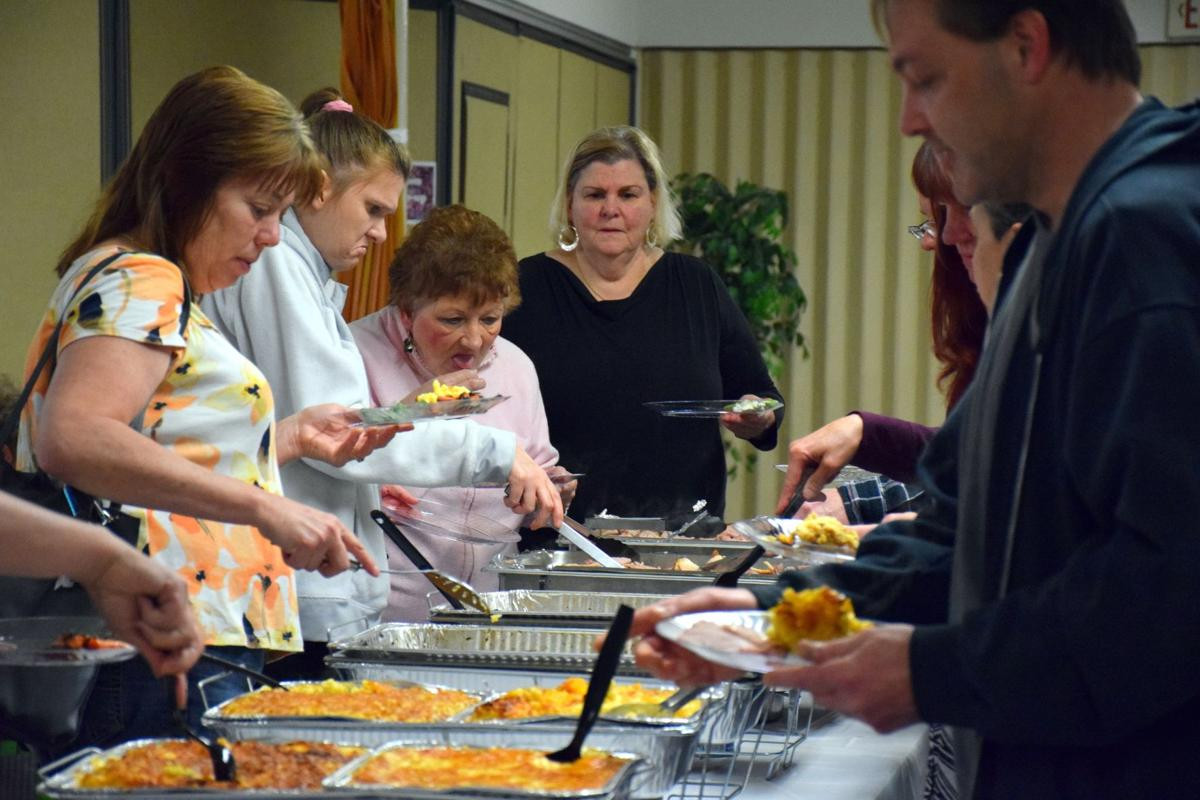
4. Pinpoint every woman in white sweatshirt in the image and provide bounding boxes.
[202,87,562,677]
